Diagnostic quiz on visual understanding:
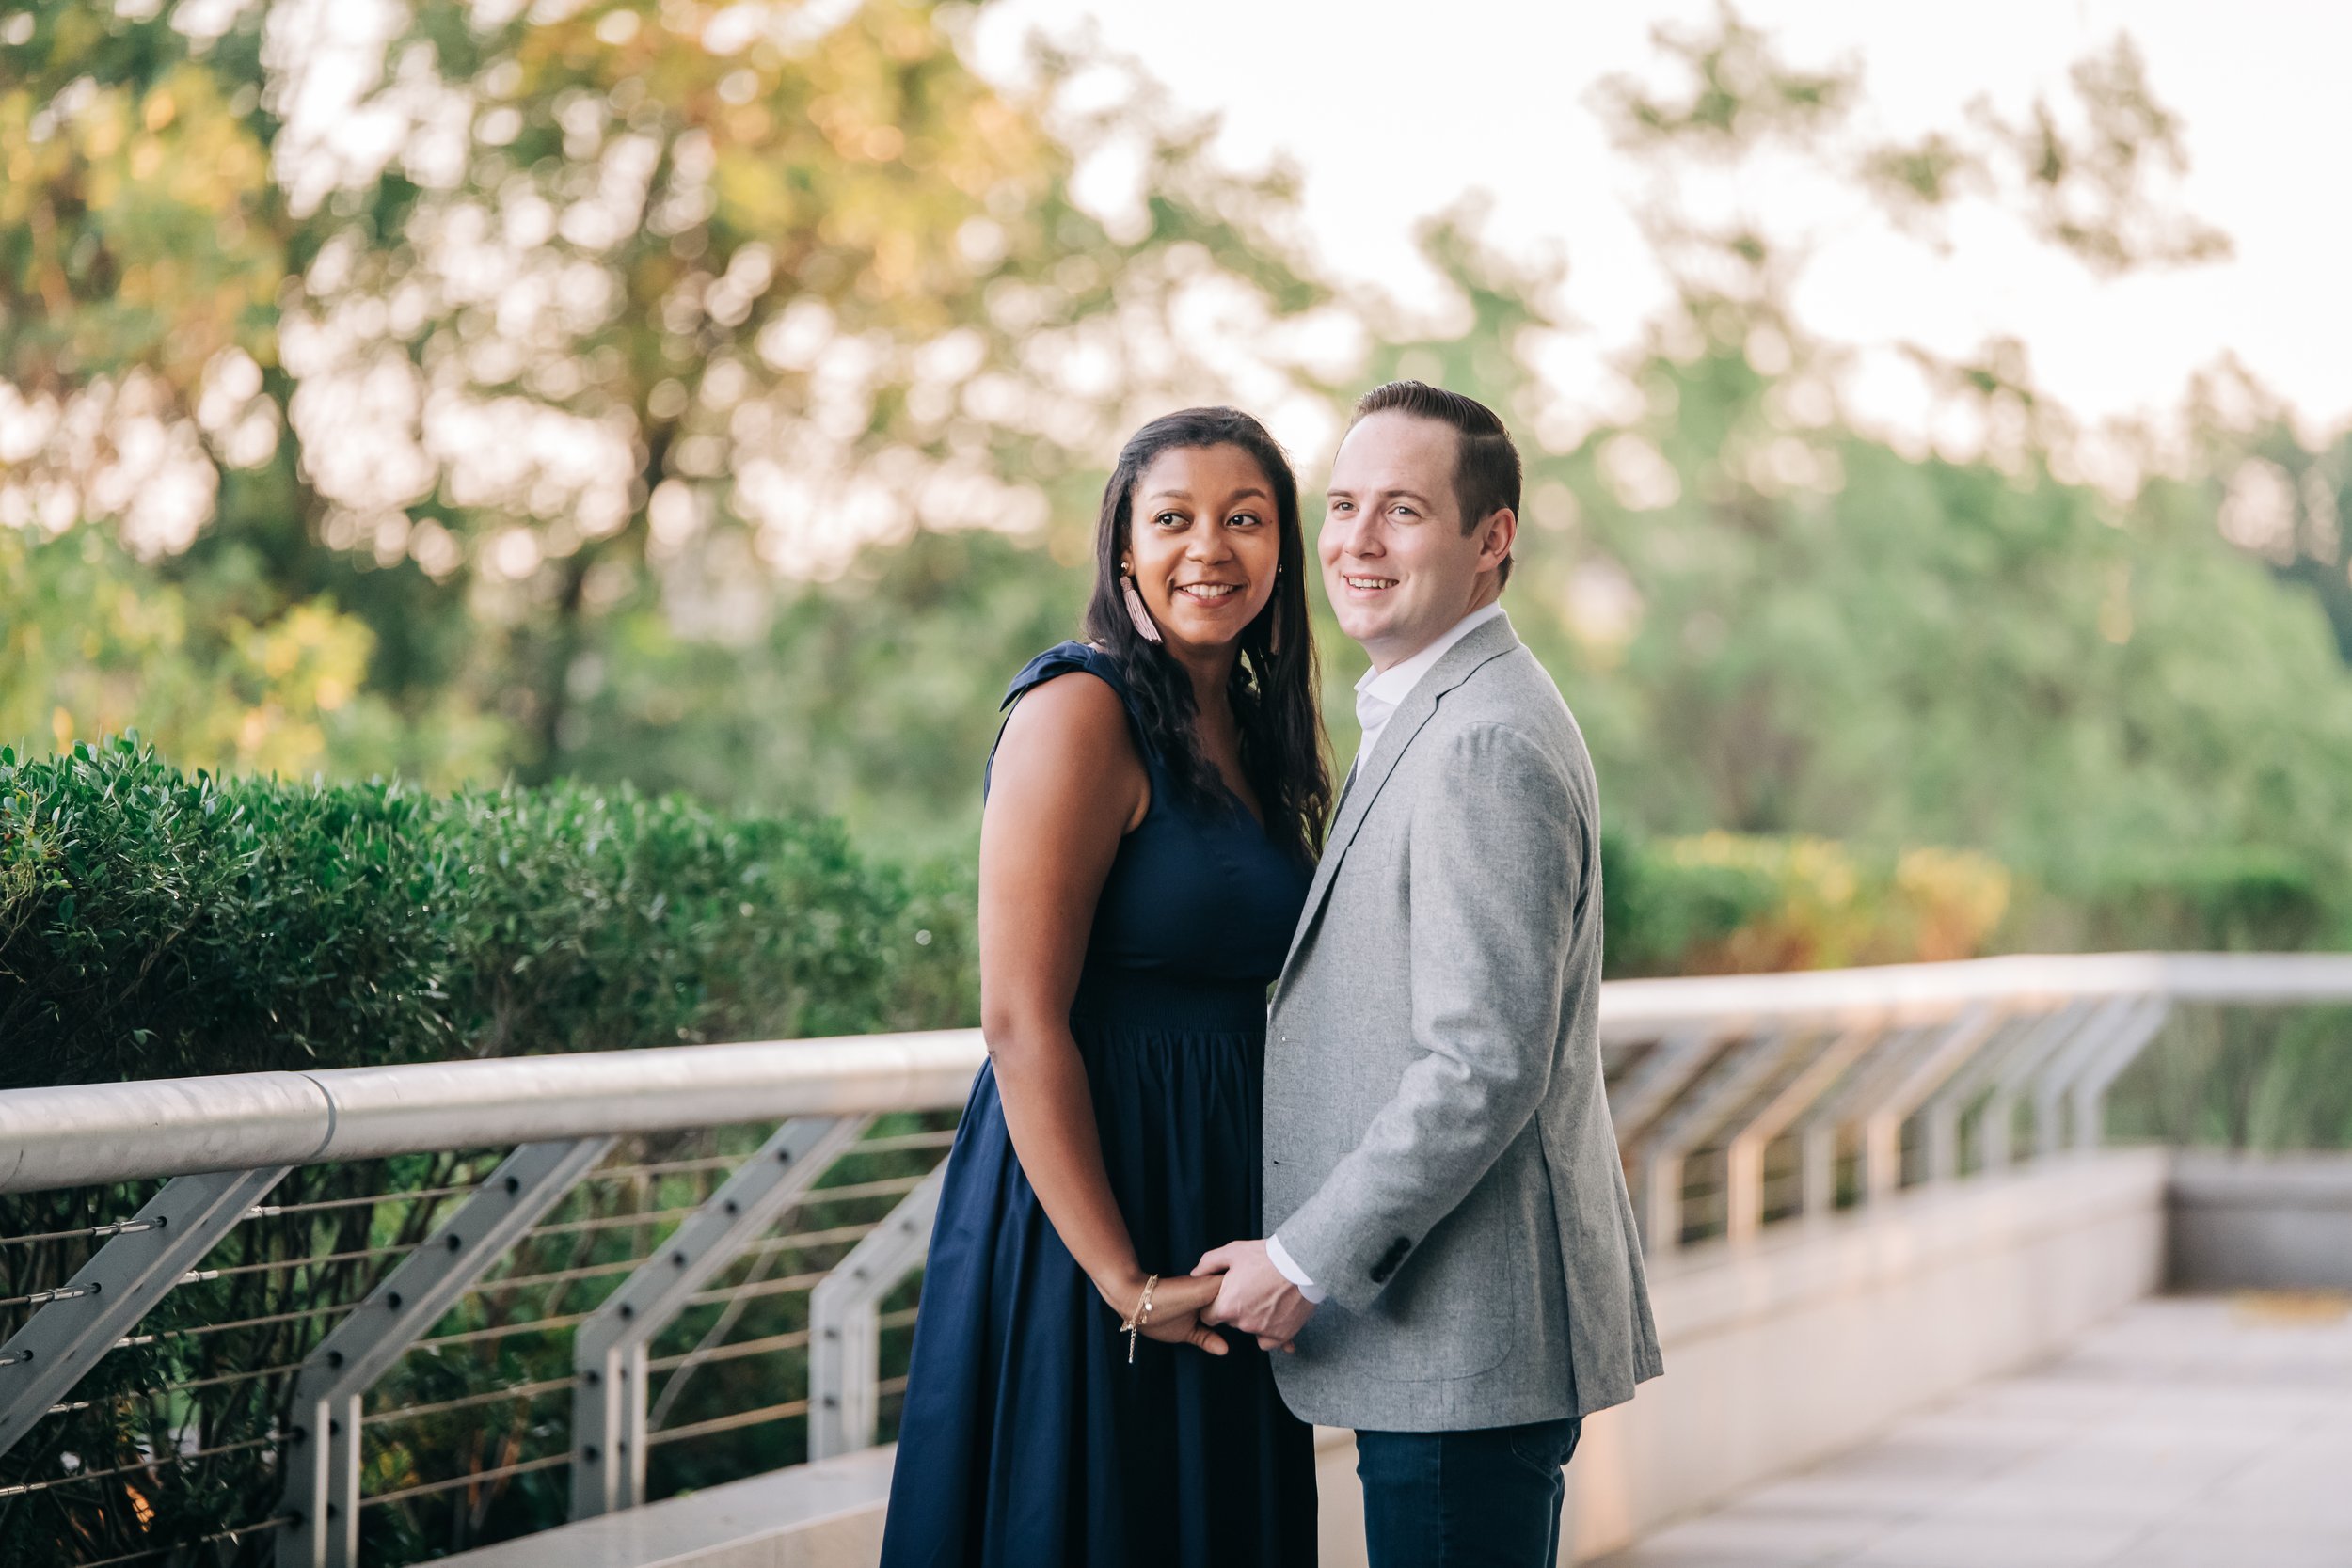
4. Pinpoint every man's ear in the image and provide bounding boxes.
[1476,507,1518,574]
